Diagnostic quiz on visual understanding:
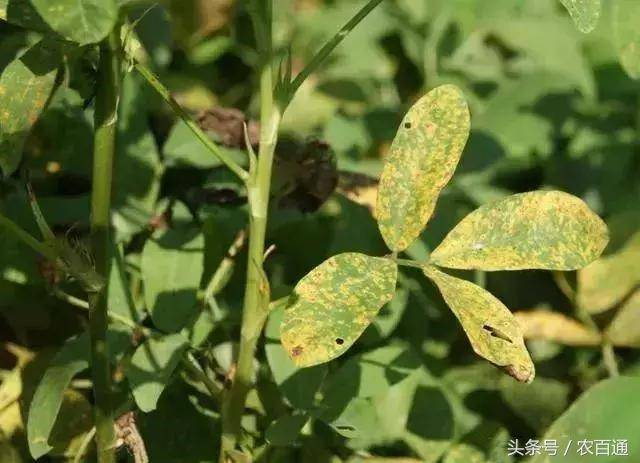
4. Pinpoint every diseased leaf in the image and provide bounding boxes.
[125,333,189,413]
[141,227,204,332]
[577,231,640,314]
[30,0,118,45]
[431,191,608,271]
[0,39,59,176]
[605,290,640,348]
[614,0,640,79]
[514,309,601,346]
[281,253,397,367]
[559,0,601,33]
[423,265,534,383]
[376,84,470,252]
